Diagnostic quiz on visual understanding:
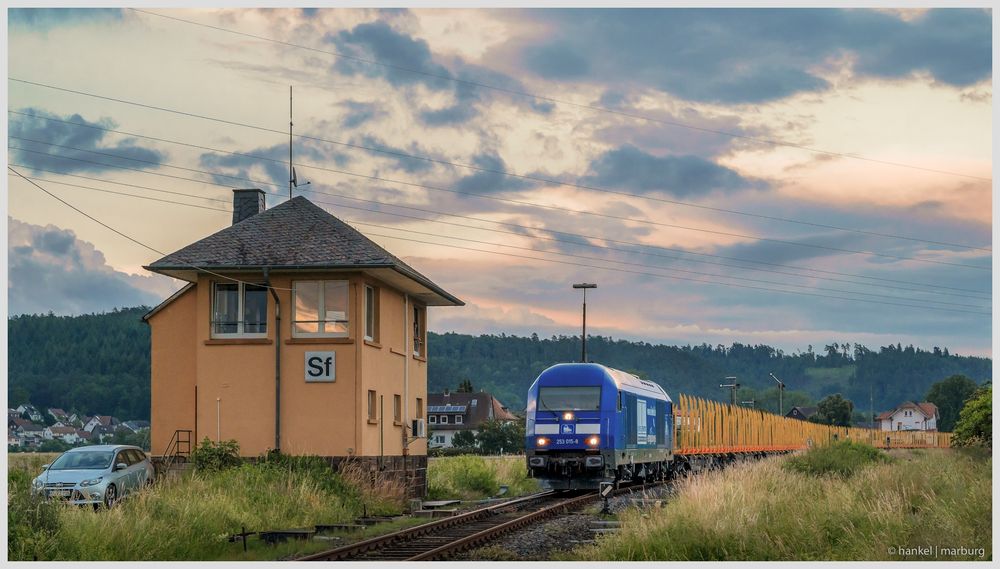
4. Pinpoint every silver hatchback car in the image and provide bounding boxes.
[31,445,155,508]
